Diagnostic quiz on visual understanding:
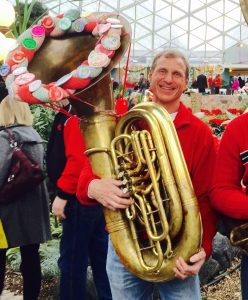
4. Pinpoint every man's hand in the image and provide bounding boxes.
[52,196,67,220]
[88,178,133,210]
[173,248,206,280]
